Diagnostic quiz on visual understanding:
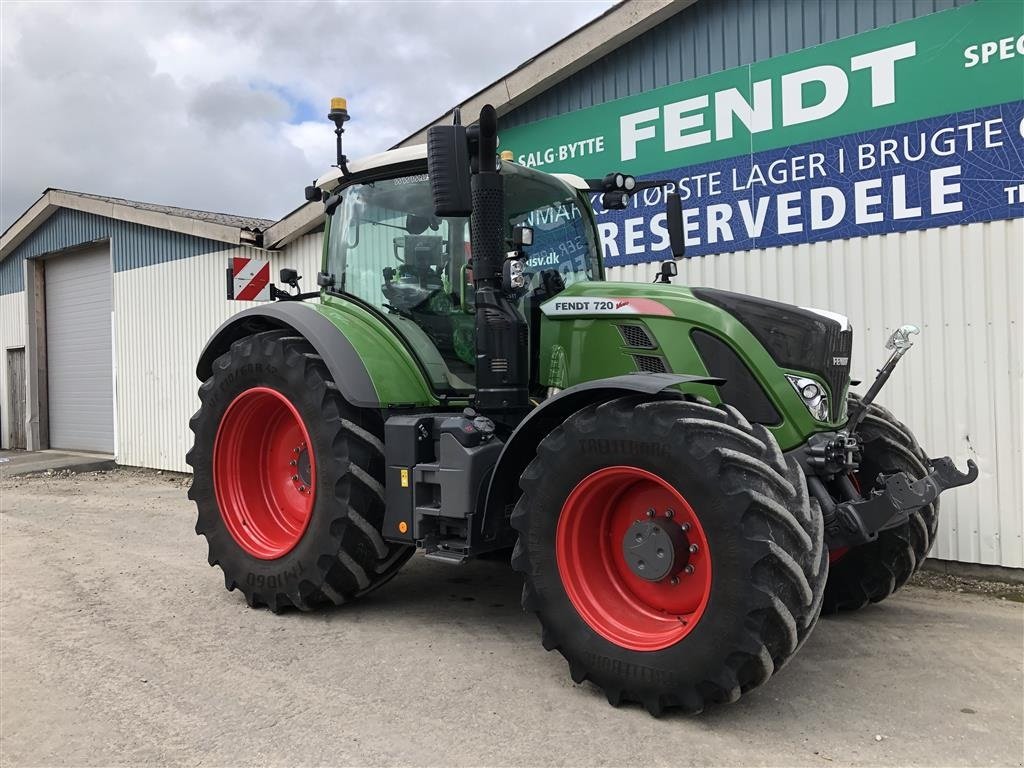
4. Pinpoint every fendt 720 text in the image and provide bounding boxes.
[187,100,976,715]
